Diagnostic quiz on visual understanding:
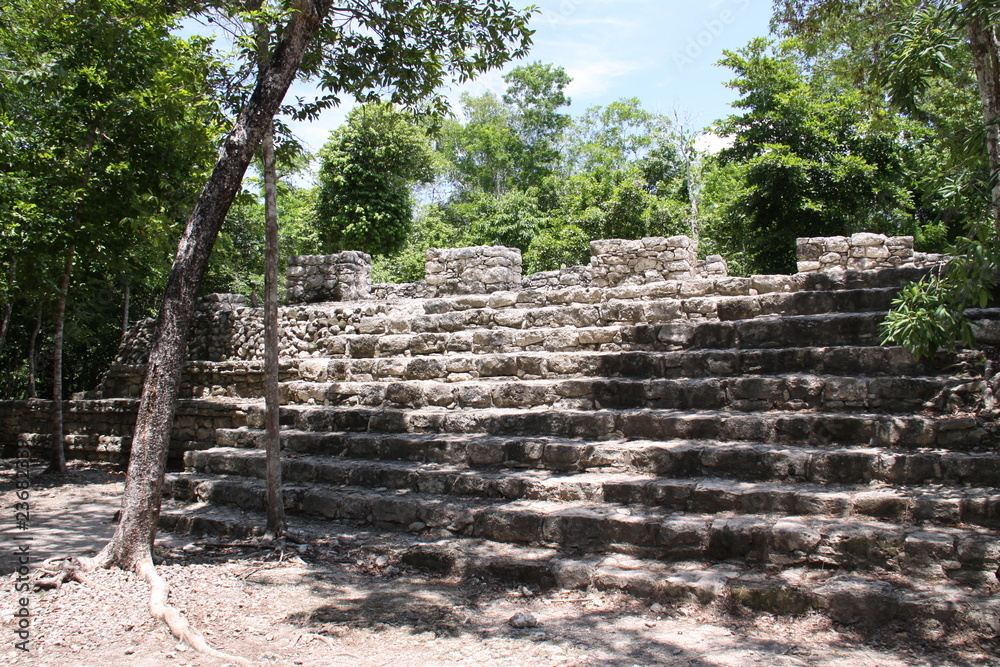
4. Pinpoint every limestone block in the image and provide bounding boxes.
[825,237,850,253]
[846,257,878,271]
[865,246,891,259]
[851,232,885,247]
[796,241,822,261]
